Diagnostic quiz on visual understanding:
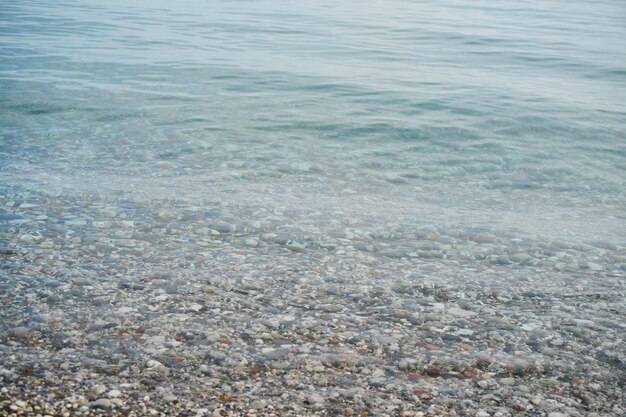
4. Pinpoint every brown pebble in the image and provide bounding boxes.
[413,388,433,400]
[426,366,445,377]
